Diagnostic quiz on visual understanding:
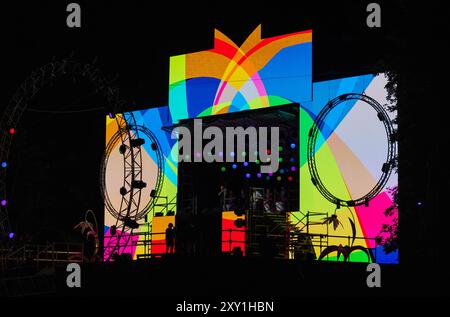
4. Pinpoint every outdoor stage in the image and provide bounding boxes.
[10,2,450,300]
